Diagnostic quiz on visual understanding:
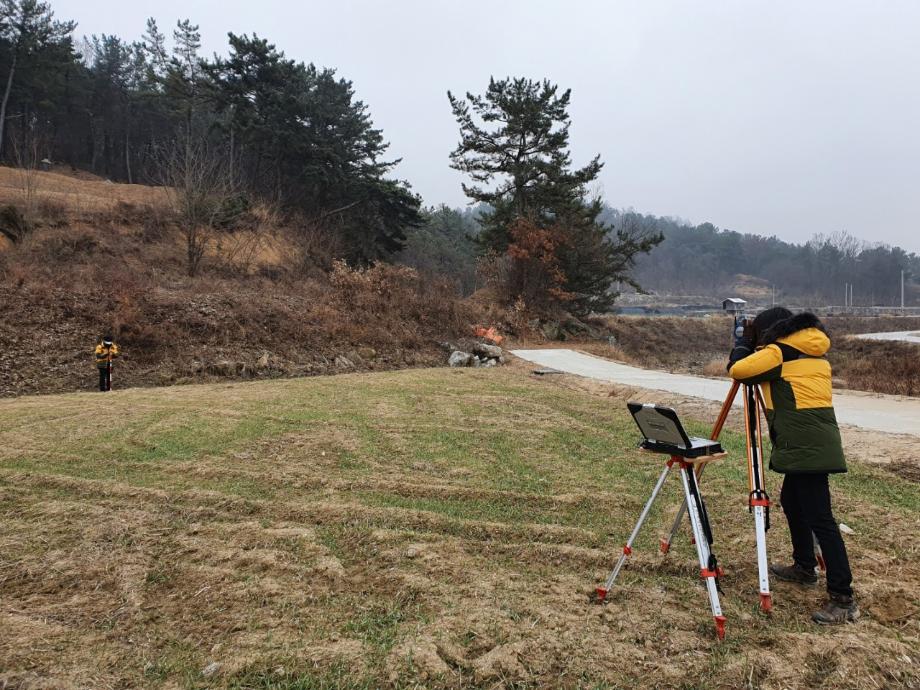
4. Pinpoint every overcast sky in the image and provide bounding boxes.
[57,1,920,251]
